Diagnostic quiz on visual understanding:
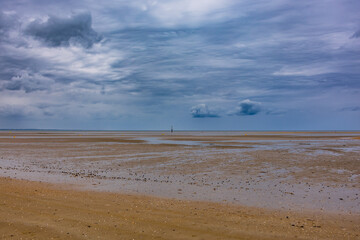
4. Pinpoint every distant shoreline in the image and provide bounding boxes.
[1,129,360,132]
